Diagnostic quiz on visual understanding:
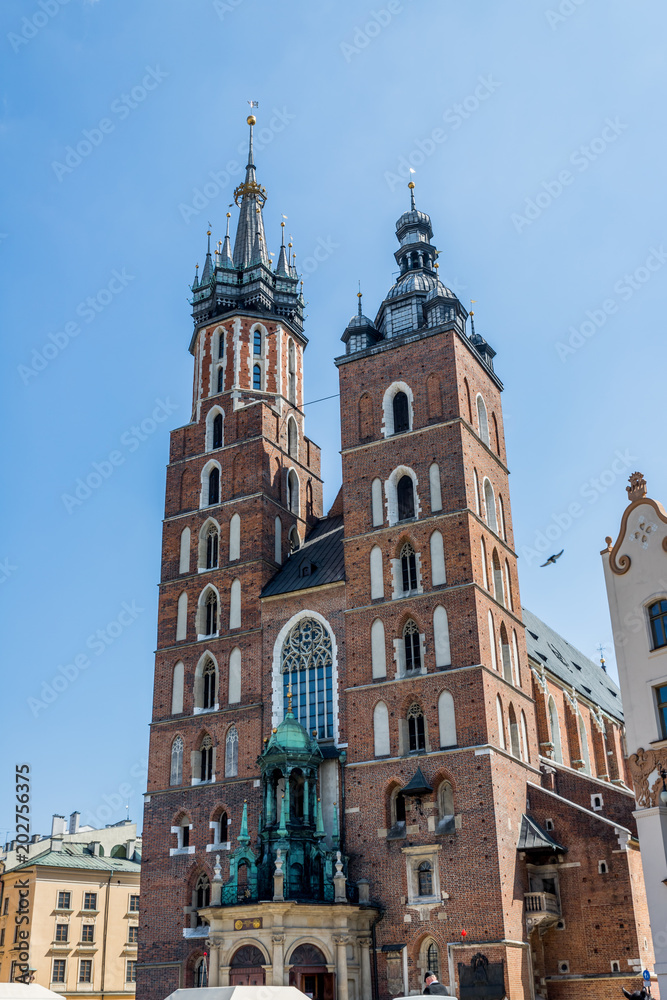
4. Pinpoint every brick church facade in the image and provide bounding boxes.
[137,117,655,1000]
